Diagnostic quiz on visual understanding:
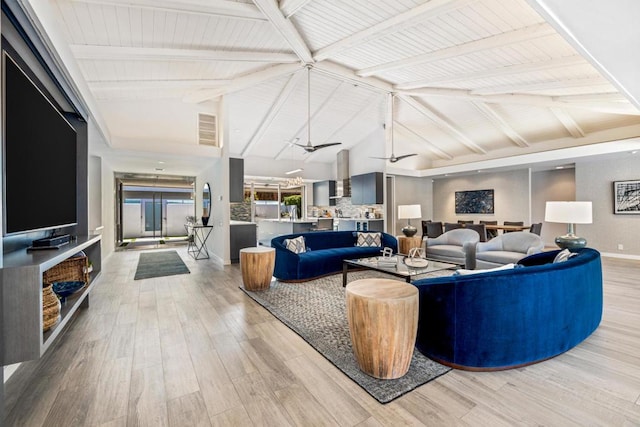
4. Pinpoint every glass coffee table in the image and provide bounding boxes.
[342,255,460,287]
